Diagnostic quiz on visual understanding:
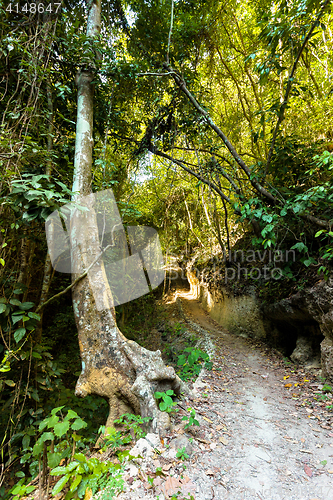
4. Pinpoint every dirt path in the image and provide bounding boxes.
[105,290,333,500]
[176,290,333,500]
